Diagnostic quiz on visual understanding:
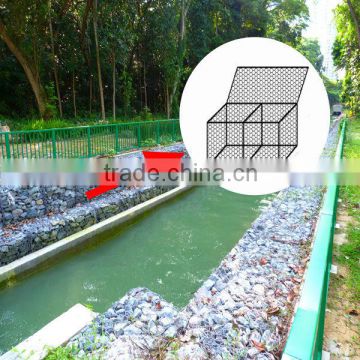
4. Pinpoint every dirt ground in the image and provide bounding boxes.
[323,207,360,359]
